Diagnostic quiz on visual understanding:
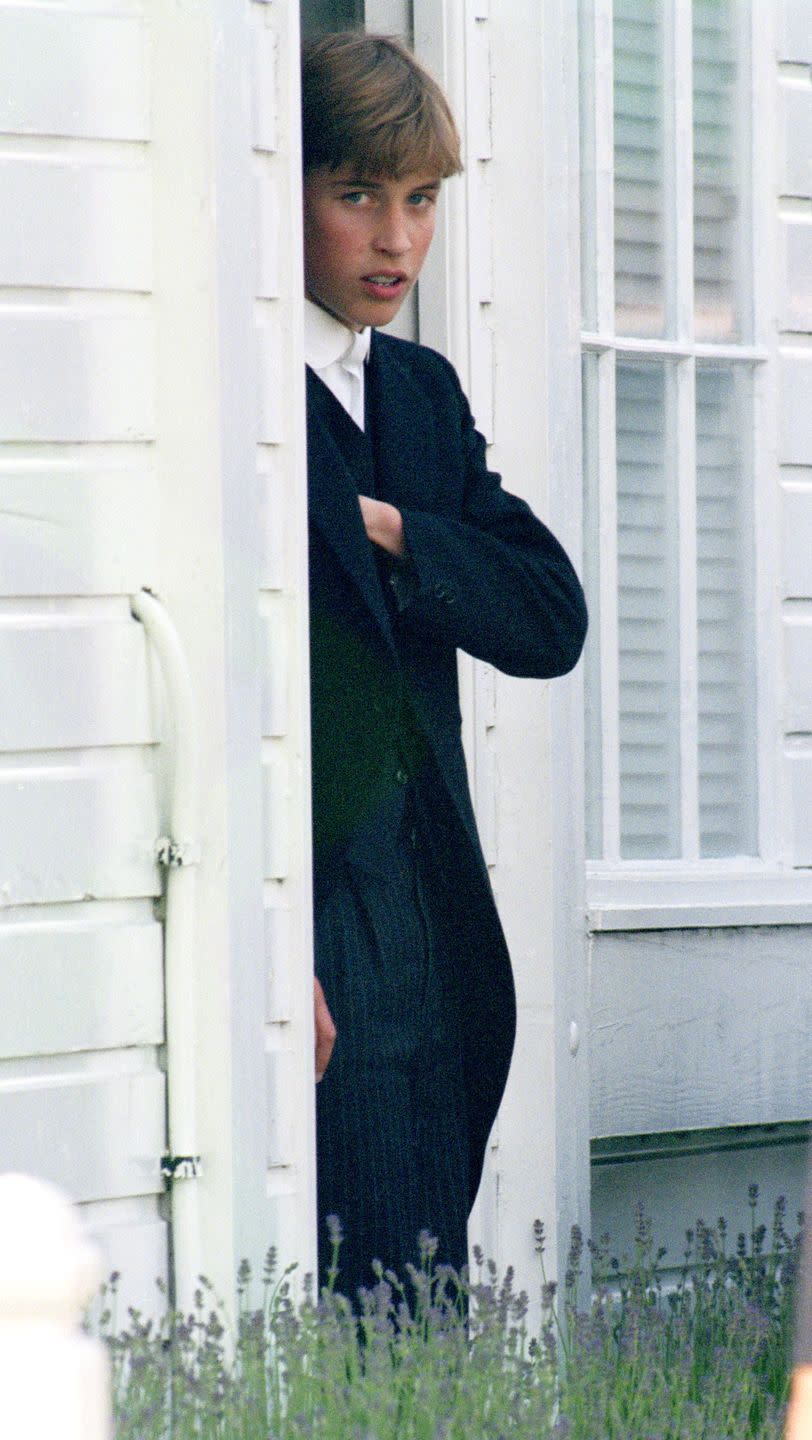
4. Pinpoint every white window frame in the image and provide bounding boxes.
[580,0,812,931]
